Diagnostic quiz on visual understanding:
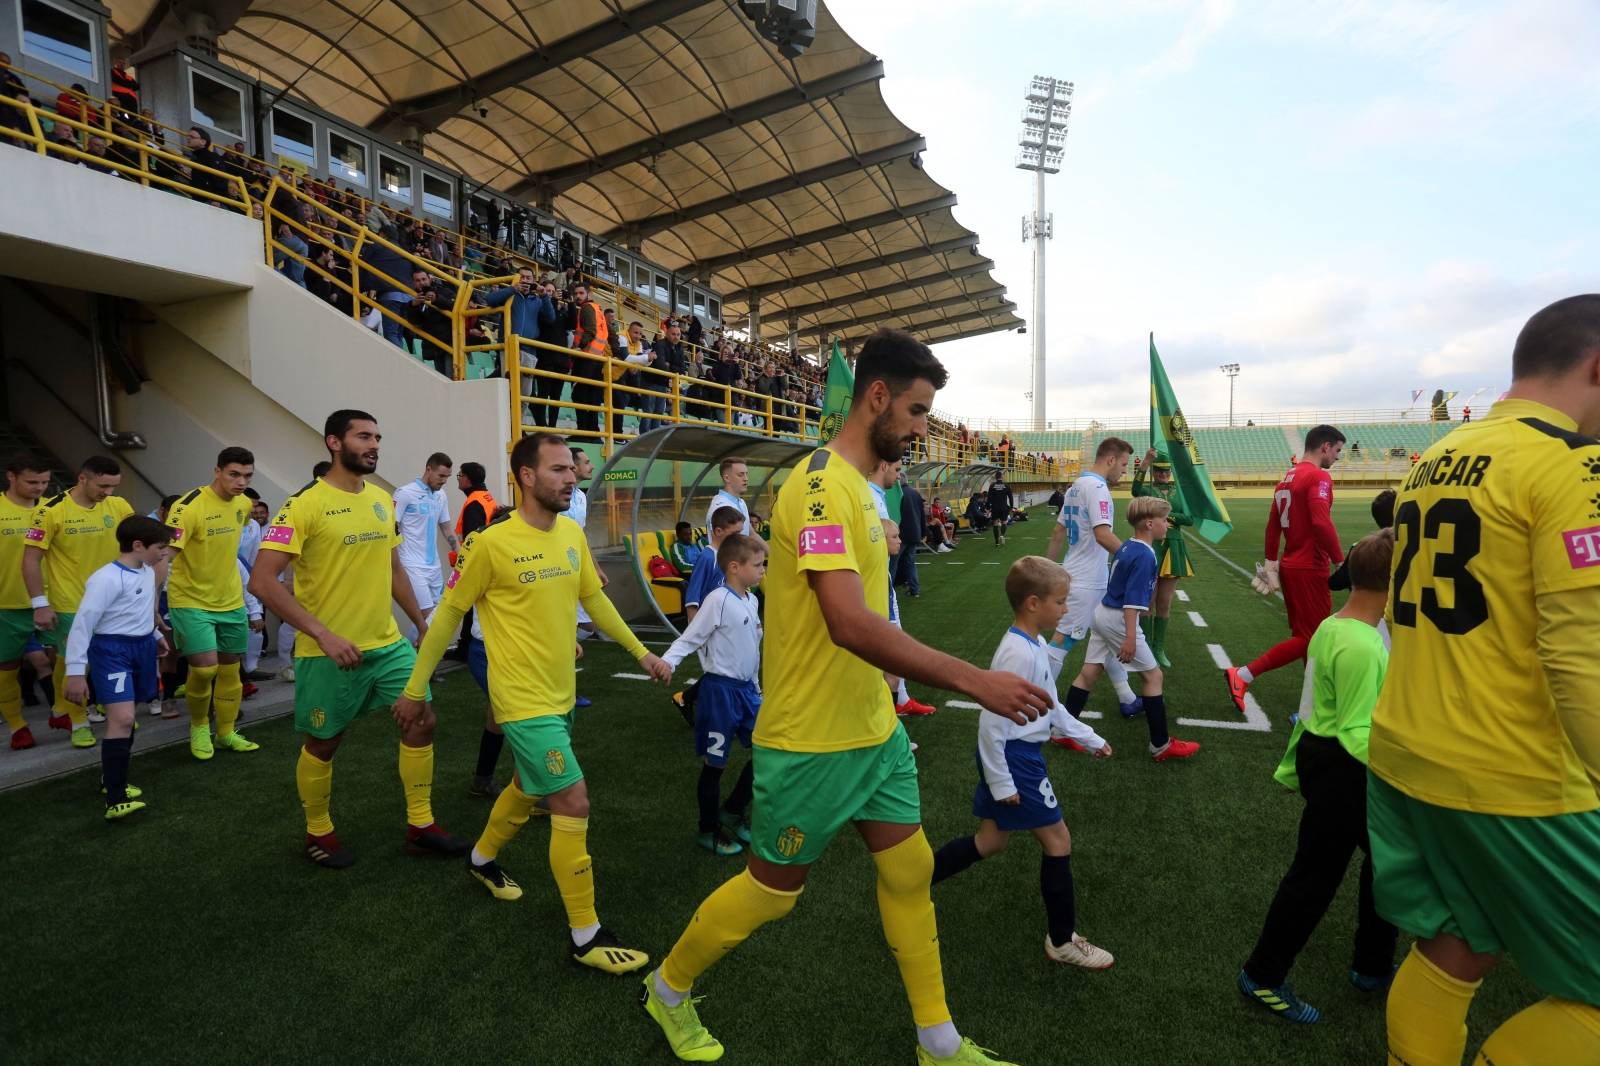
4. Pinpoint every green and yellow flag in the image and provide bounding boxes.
[819,340,853,443]
[1150,334,1232,544]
